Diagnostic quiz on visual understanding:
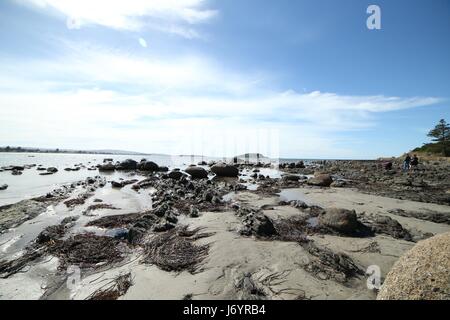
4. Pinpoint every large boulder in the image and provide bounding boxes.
[168,170,184,180]
[319,208,358,233]
[211,163,239,177]
[295,161,305,168]
[116,159,137,170]
[307,173,333,187]
[11,169,22,175]
[138,160,159,172]
[282,174,300,182]
[240,213,278,238]
[369,215,412,241]
[98,162,115,171]
[0,184,8,190]
[253,214,278,237]
[185,165,208,179]
[377,232,450,300]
